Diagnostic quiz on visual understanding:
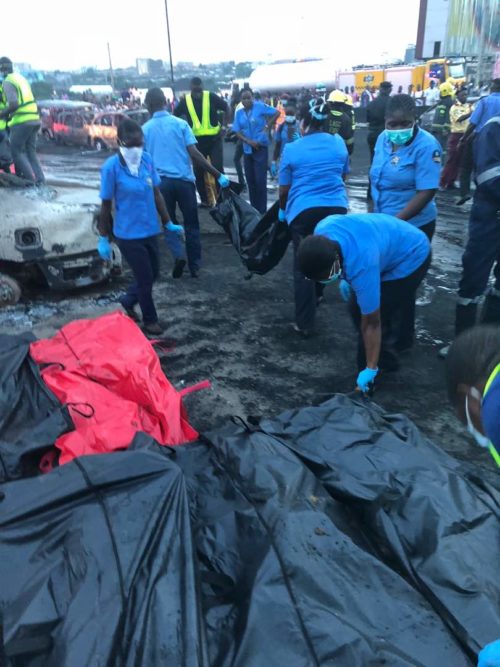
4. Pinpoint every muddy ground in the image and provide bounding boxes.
[0,129,492,468]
